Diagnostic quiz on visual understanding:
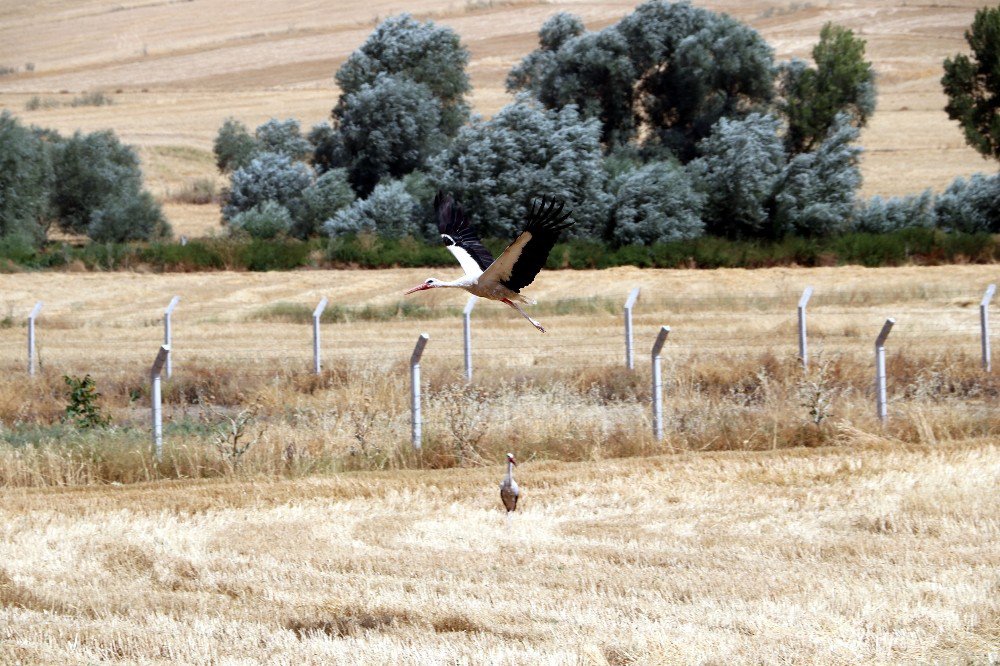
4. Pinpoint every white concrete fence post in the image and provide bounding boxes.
[798,286,814,370]
[463,296,477,381]
[875,318,895,424]
[624,287,641,370]
[980,284,995,372]
[151,345,170,461]
[651,326,671,441]
[410,333,430,450]
[313,297,328,375]
[164,296,180,379]
[27,301,42,376]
